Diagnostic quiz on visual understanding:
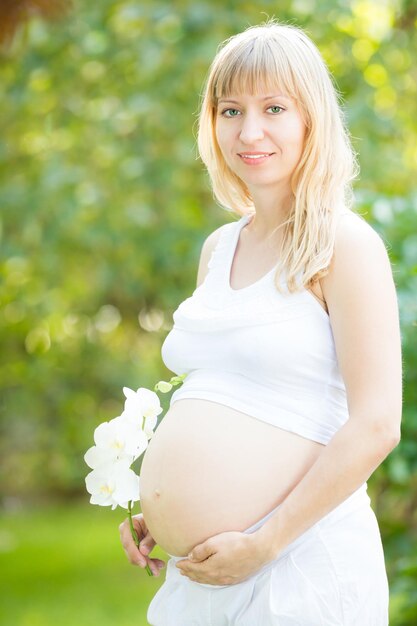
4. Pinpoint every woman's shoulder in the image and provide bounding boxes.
[321,208,393,302]
[334,209,387,253]
[195,216,241,287]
